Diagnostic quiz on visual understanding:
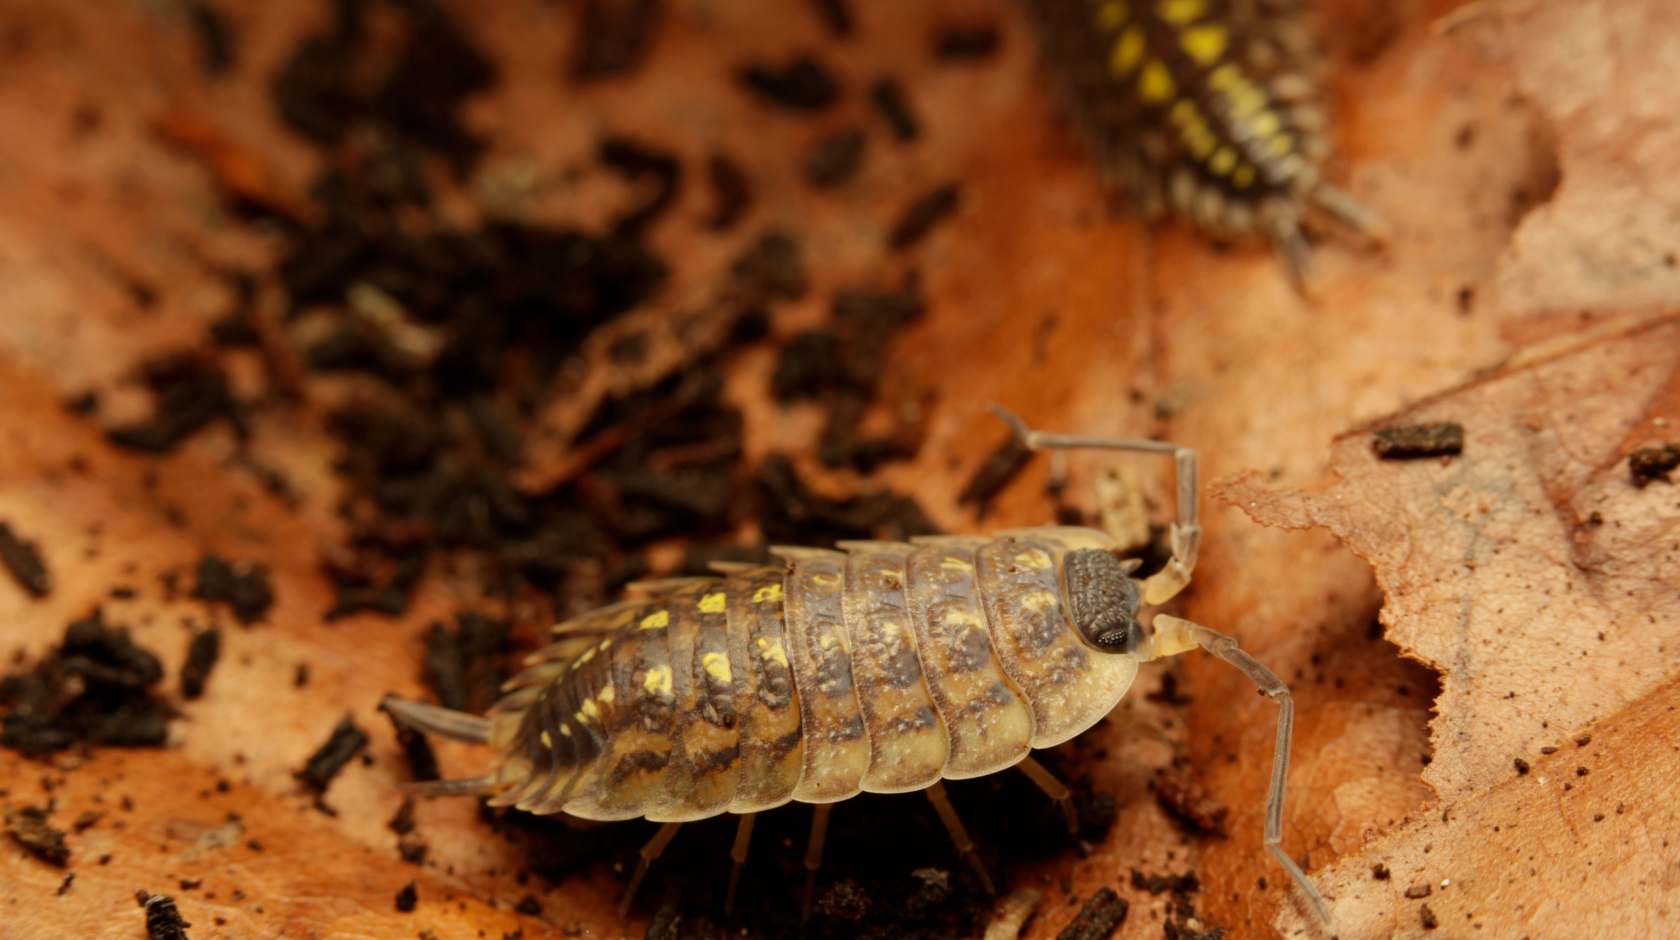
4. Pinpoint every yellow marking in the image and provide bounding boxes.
[818,634,838,651]
[640,610,669,630]
[1211,66,1267,120]
[699,592,727,614]
[1179,24,1227,66]
[1209,145,1238,175]
[752,583,783,604]
[1232,163,1256,189]
[643,665,673,697]
[1012,549,1053,569]
[1138,60,1175,104]
[570,646,597,670]
[757,637,790,669]
[580,698,600,719]
[702,651,733,685]
[598,684,615,704]
[879,622,900,640]
[1248,110,1282,140]
[1094,0,1127,31]
[1156,0,1205,25]
[1267,132,1296,158]
[574,711,589,724]
[938,557,973,572]
[558,723,572,737]
[812,572,840,587]
[541,731,552,748]
[1184,123,1216,160]
[1110,26,1145,76]
[598,638,612,651]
